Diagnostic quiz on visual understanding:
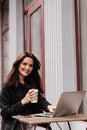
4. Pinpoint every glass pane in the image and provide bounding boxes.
[3,31,9,80]
[24,0,34,8]
[24,13,29,51]
[2,0,9,81]
[30,8,42,64]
